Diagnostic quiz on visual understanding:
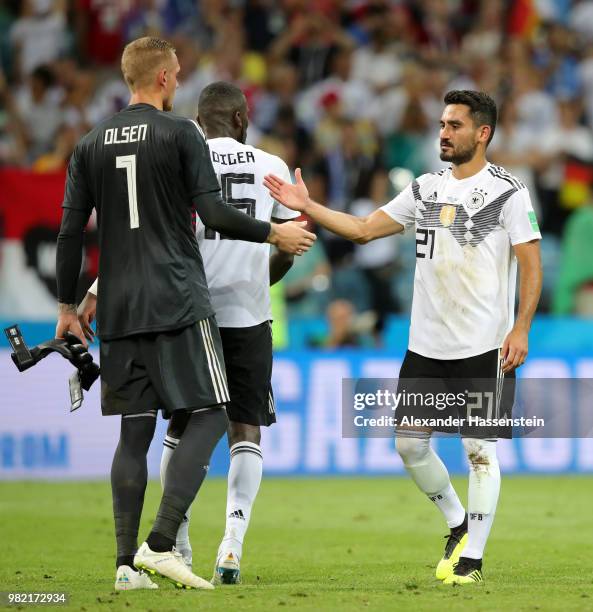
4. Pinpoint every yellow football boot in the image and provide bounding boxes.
[443,557,483,585]
[436,521,468,580]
